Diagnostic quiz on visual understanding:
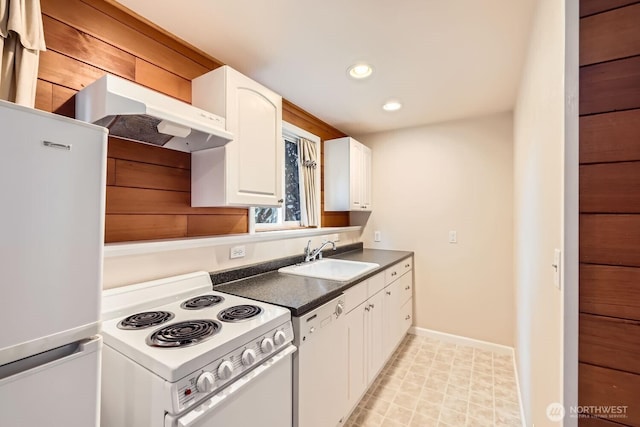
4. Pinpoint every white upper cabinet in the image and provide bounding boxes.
[191,66,283,207]
[324,137,372,211]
